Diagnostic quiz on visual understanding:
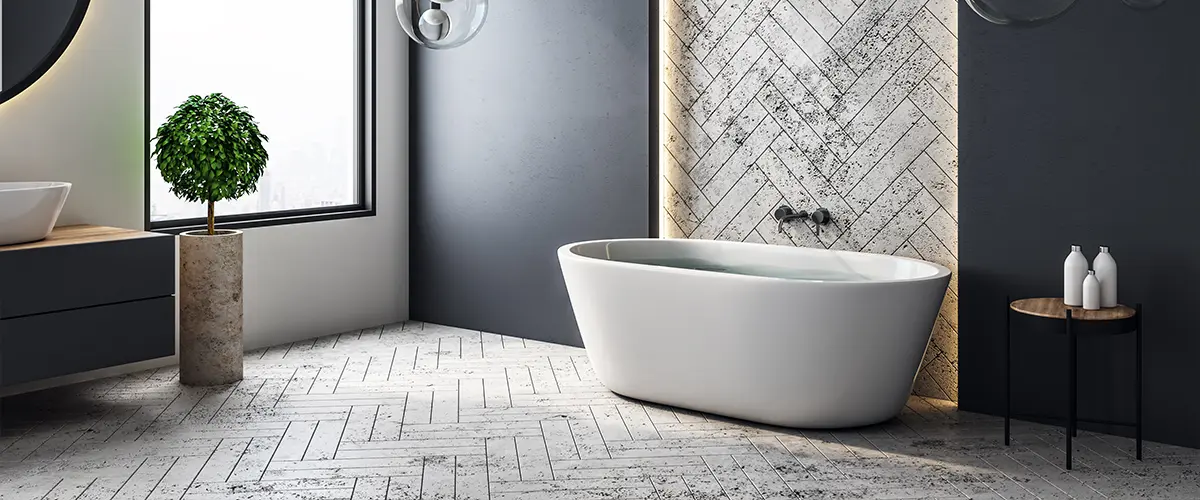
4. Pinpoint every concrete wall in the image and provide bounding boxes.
[960,0,1199,447]
[410,1,652,346]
